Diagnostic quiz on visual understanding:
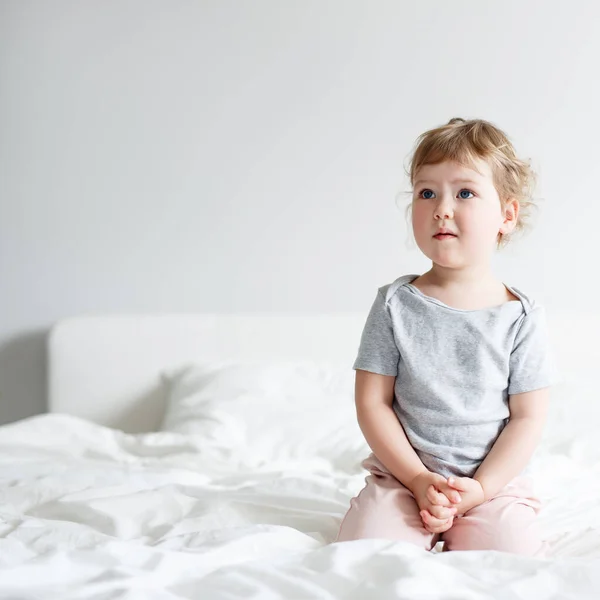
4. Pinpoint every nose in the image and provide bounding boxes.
[434,193,454,220]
